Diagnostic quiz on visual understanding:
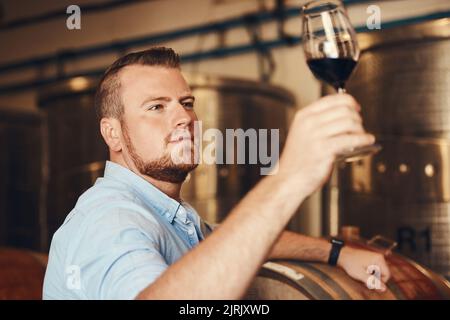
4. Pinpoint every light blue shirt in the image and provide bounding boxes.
[43,161,213,300]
